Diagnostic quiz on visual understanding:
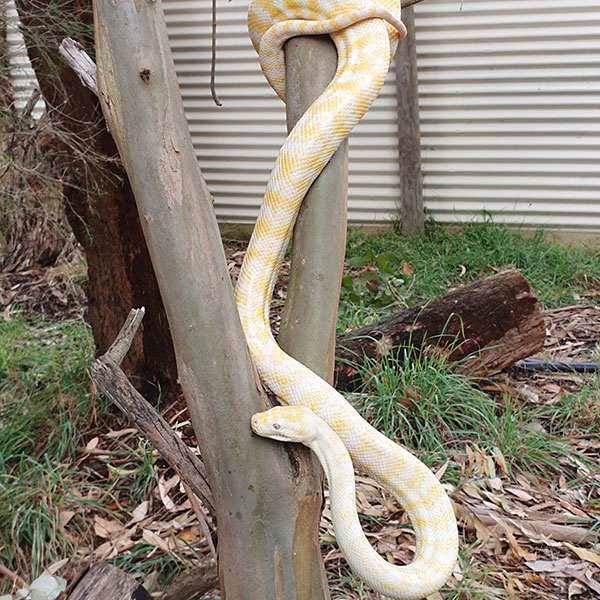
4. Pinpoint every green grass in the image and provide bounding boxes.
[339,218,600,494]
[2,219,600,597]
[344,218,600,313]
[358,348,497,458]
[0,314,159,587]
[353,347,600,484]
[0,316,95,581]
[445,545,511,600]
[111,541,186,592]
